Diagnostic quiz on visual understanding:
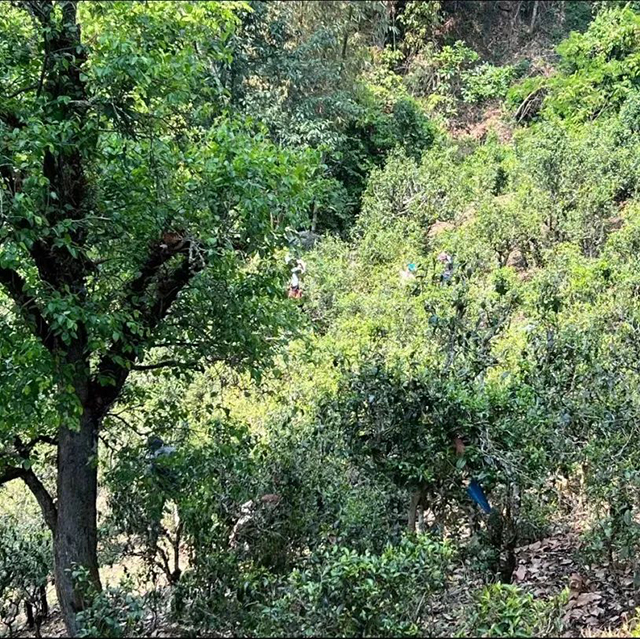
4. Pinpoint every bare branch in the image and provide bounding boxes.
[12,436,57,531]
[132,359,203,372]
[0,465,26,486]
[22,470,57,532]
[0,452,57,533]
[2,83,39,100]
[24,434,57,450]
[106,412,153,439]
